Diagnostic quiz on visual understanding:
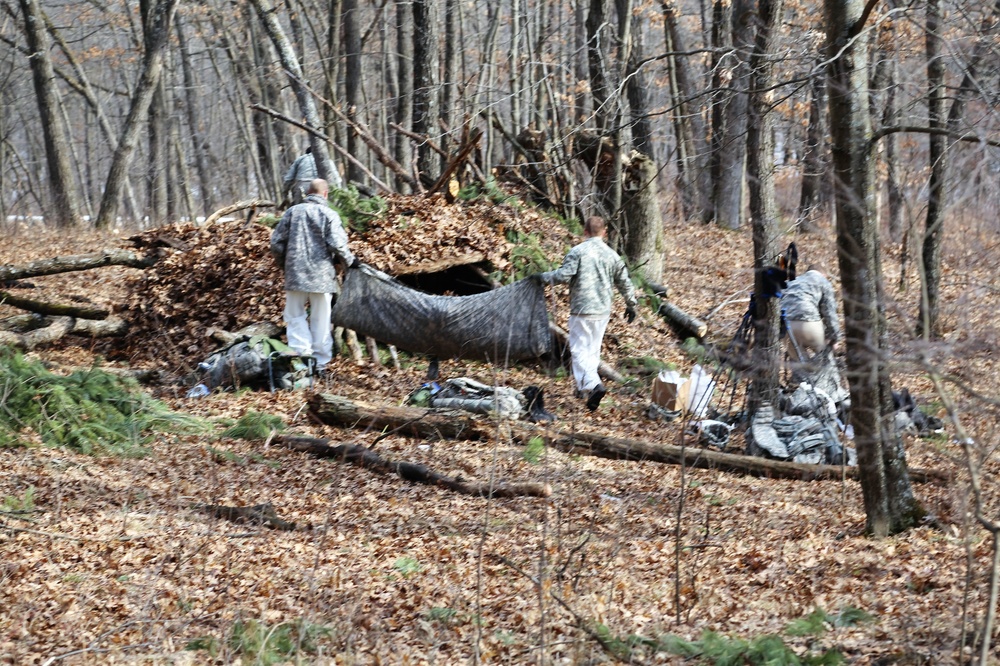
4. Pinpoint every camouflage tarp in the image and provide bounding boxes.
[332,266,551,362]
